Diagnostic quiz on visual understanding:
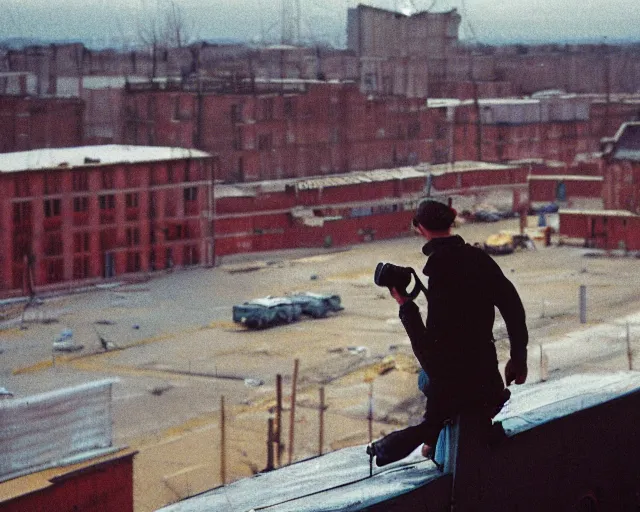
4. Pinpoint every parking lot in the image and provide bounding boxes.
[3,217,640,511]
